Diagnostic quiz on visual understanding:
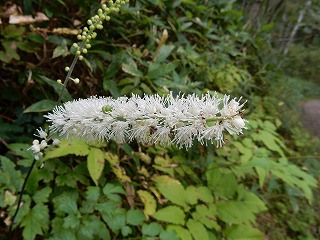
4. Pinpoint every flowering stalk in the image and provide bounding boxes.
[58,0,129,103]
[45,92,247,149]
